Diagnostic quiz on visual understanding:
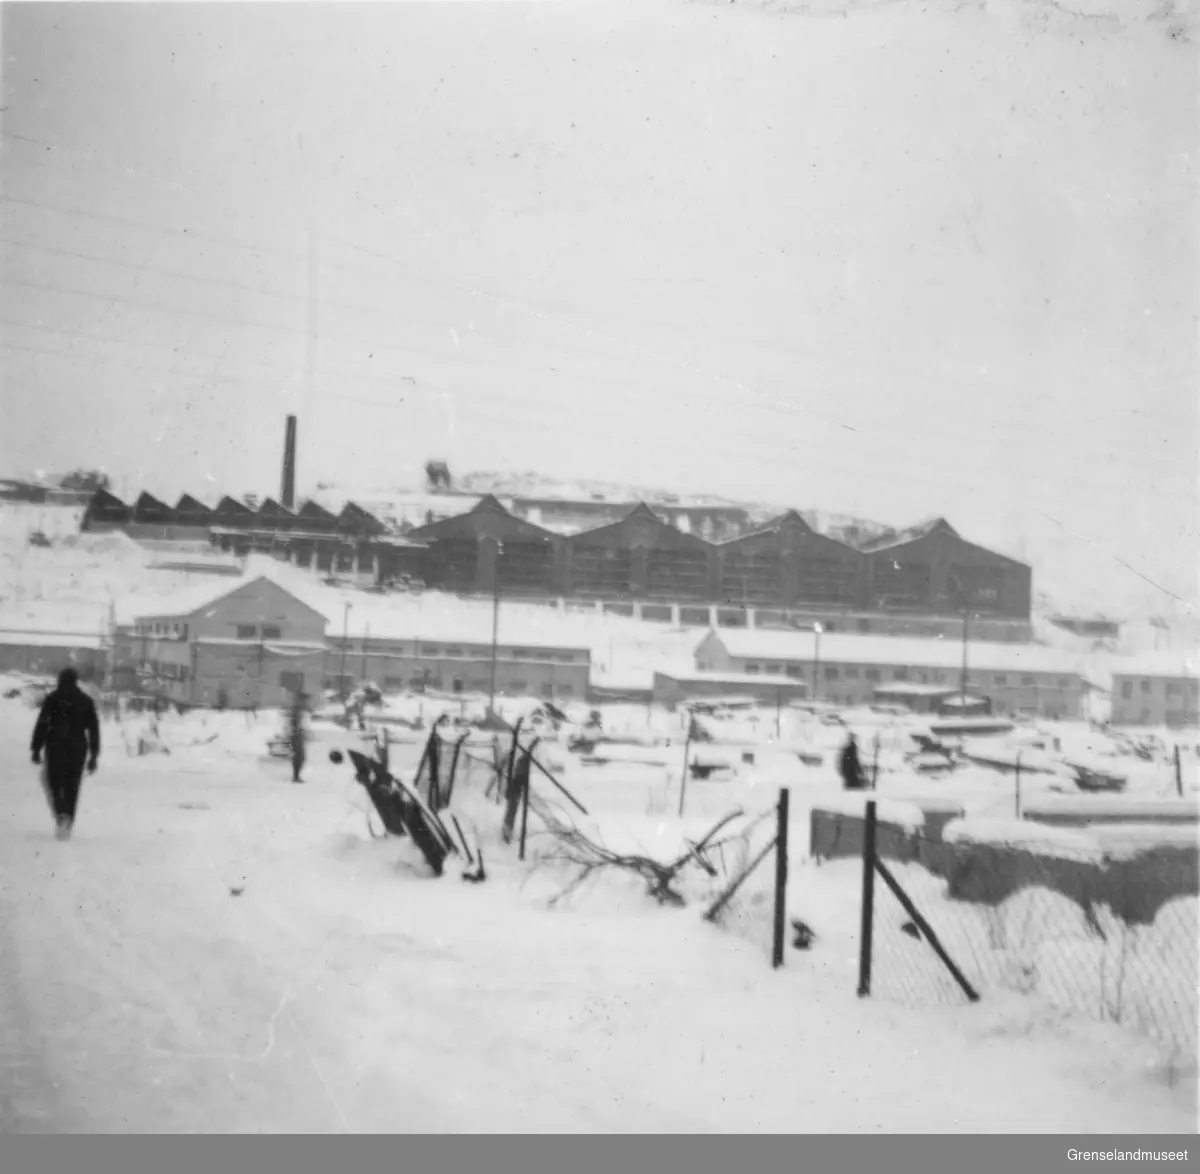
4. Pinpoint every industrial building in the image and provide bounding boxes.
[111,568,593,708]
[119,576,330,709]
[1110,657,1199,728]
[326,630,591,702]
[693,628,1086,720]
[79,411,1033,639]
